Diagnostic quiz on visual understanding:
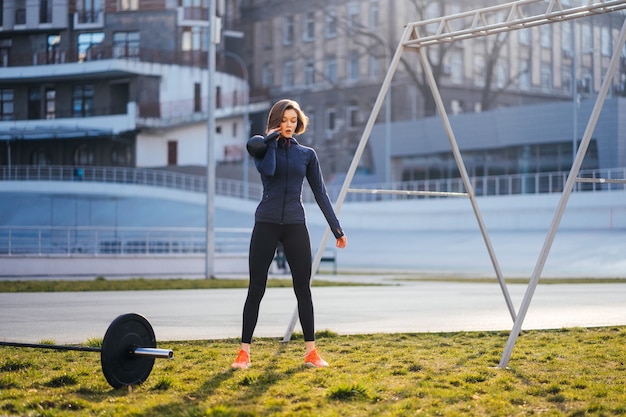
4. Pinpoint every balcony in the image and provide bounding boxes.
[73,10,105,29]
[0,102,137,137]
